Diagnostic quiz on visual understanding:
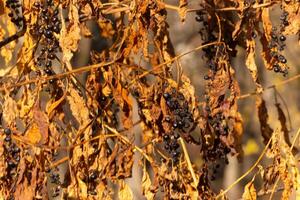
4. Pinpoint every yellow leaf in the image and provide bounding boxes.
[25,123,42,144]
[119,181,133,200]
[142,167,156,200]
[242,181,256,200]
